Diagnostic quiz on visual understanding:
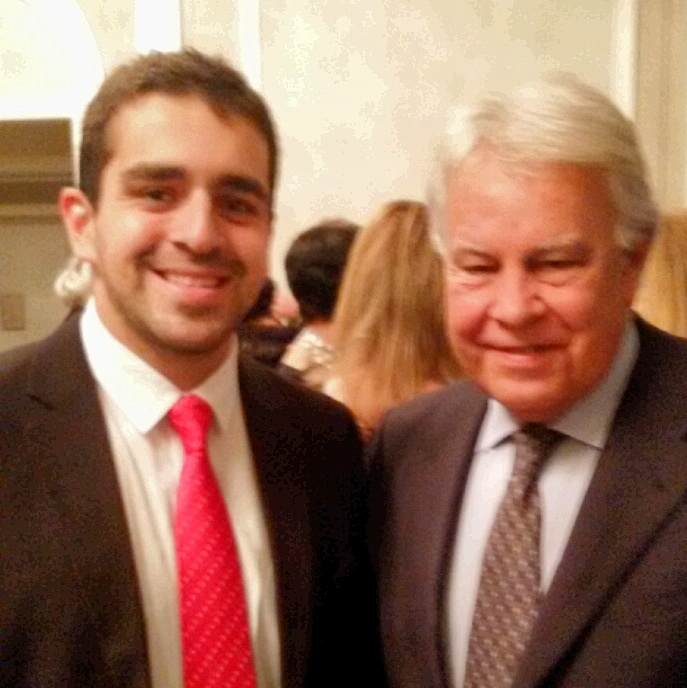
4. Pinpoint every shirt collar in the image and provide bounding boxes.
[79,298,239,434]
[477,317,639,452]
